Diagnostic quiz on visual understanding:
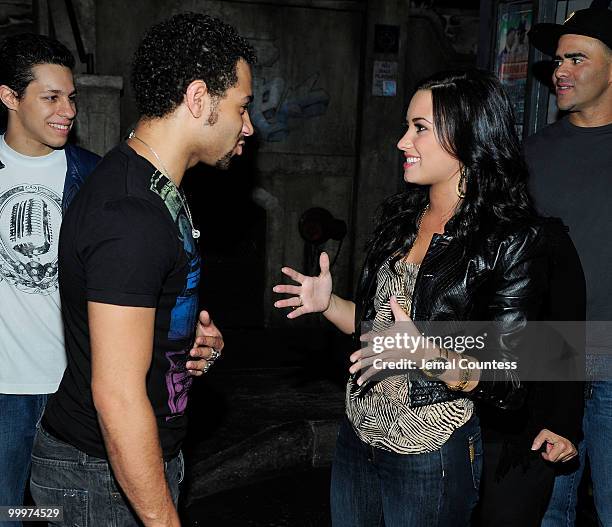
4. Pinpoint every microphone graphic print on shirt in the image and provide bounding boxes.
[0,184,62,294]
